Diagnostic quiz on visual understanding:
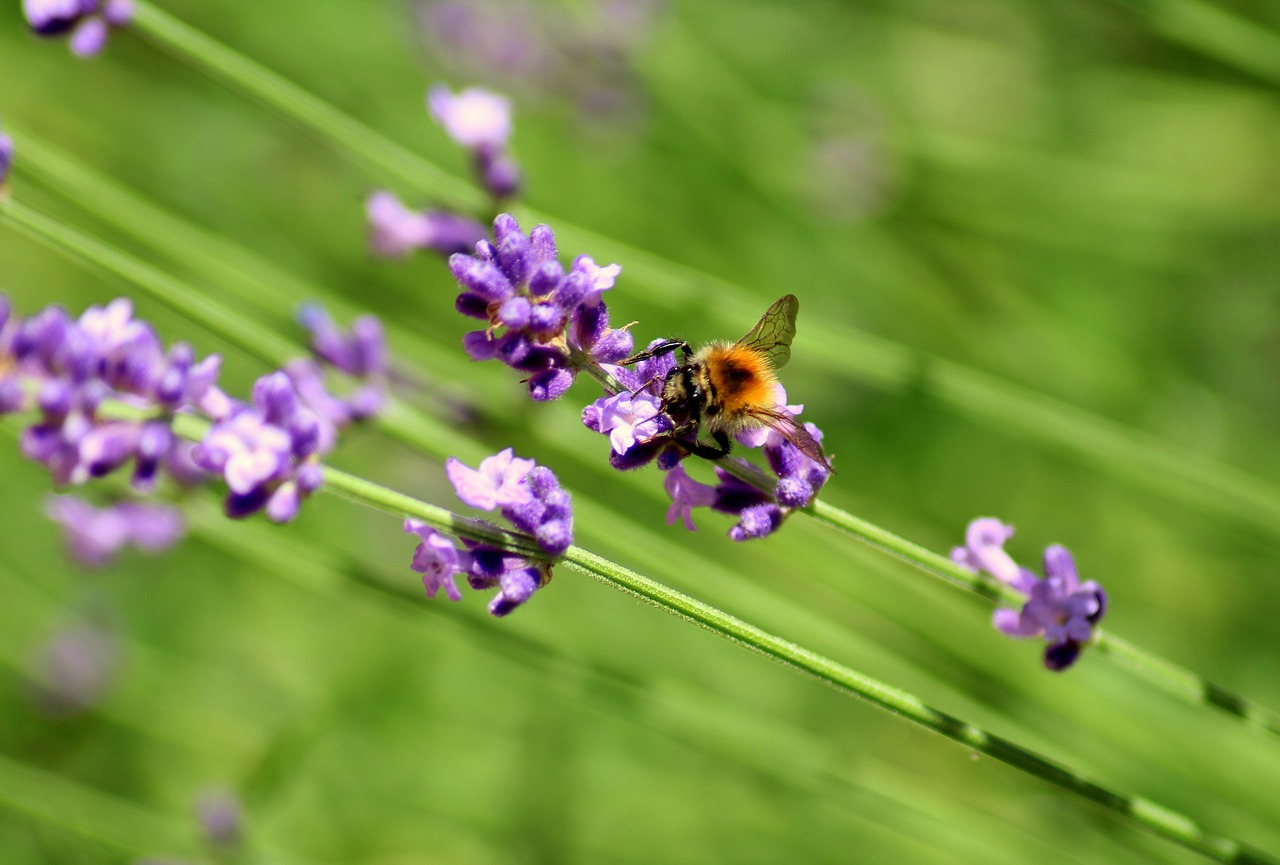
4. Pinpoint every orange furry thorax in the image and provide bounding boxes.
[699,342,777,416]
